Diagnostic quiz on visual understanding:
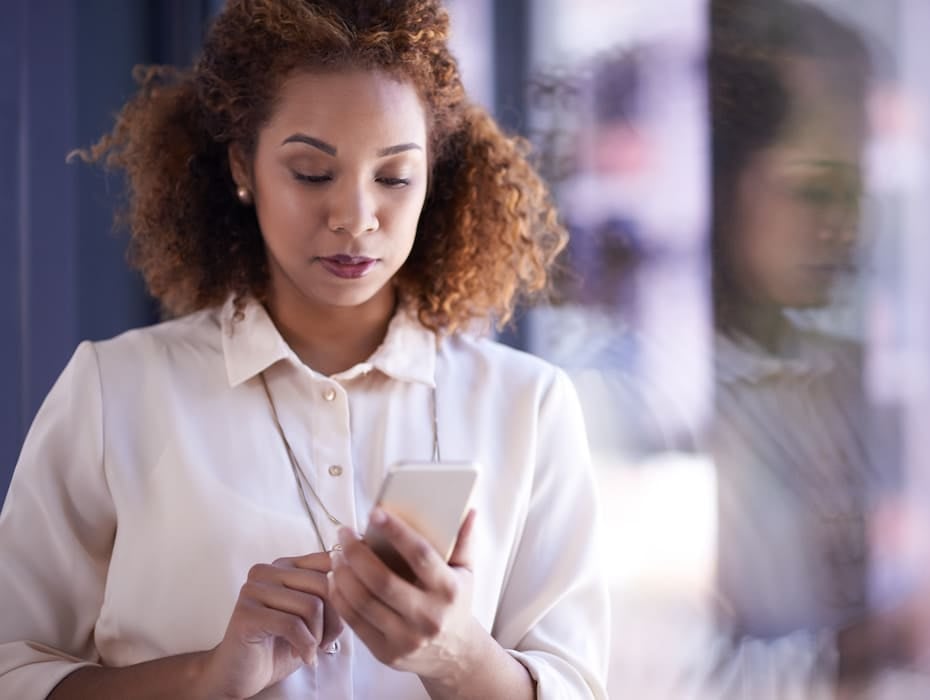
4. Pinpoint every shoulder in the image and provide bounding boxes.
[93,306,220,355]
[90,306,223,380]
[793,324,864,378]
[438,331,574,403]
[796,325,861,357]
